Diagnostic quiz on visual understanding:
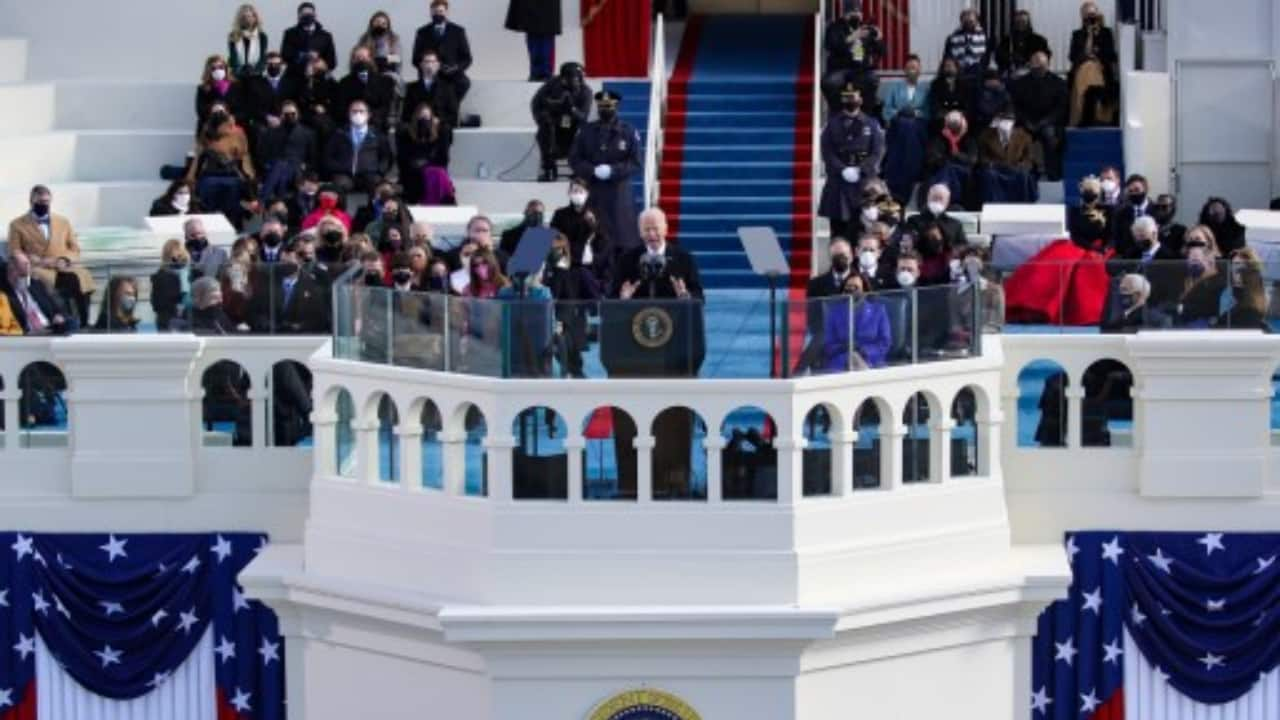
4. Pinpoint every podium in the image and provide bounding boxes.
[599,300,706,378]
